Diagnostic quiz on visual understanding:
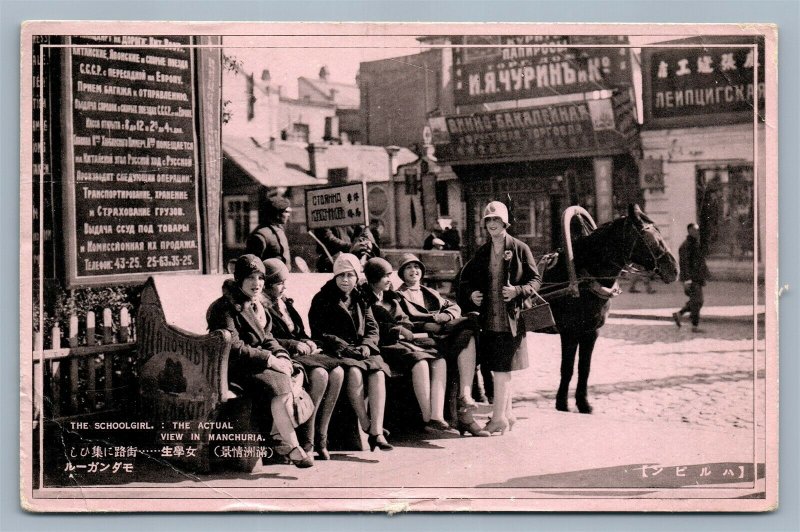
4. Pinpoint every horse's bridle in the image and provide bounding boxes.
[621,217,669,276]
